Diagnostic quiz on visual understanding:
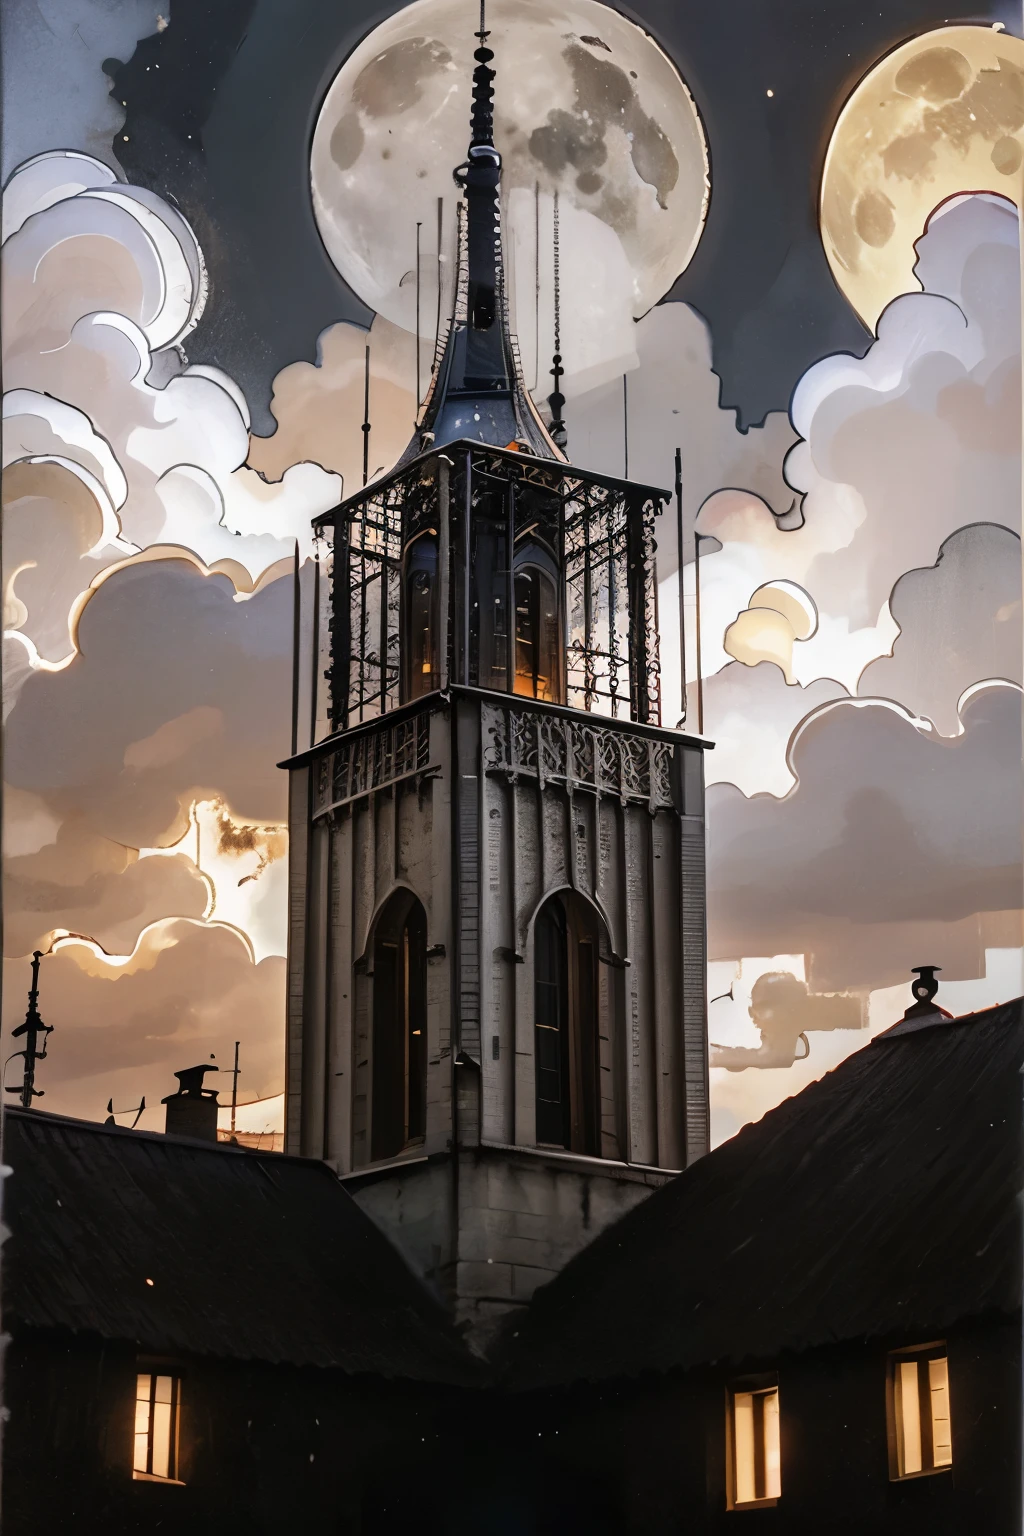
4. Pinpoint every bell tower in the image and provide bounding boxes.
[284,14,709,1351]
